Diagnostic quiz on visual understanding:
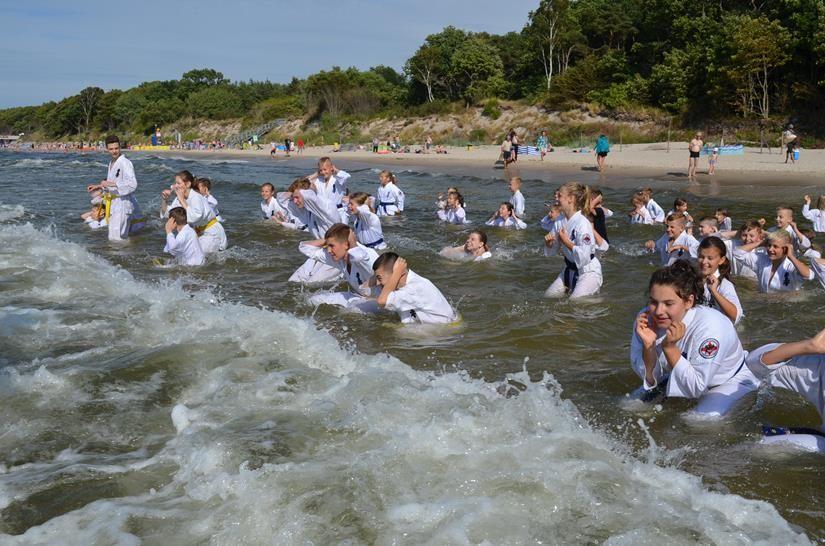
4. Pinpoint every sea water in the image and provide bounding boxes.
[0,151,822,543]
